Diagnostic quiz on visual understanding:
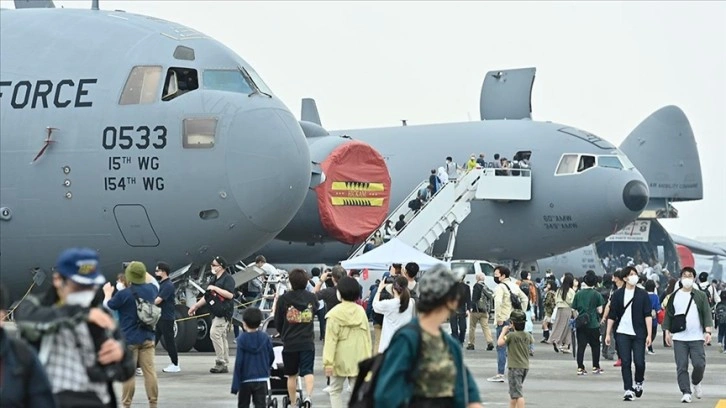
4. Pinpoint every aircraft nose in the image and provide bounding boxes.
[226,108,311,233]
[622,180,649,212]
